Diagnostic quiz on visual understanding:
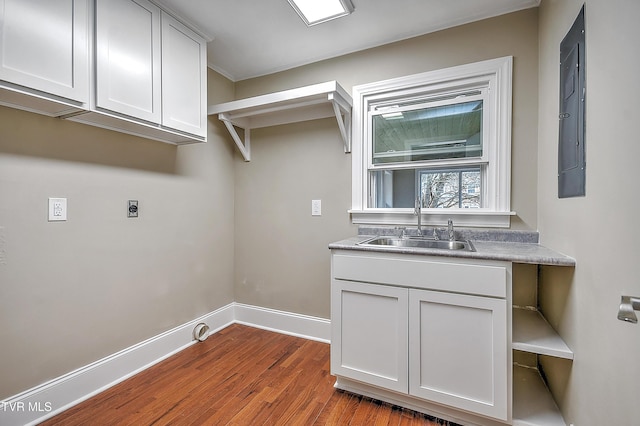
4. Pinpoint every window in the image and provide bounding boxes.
[351,57,513,227]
